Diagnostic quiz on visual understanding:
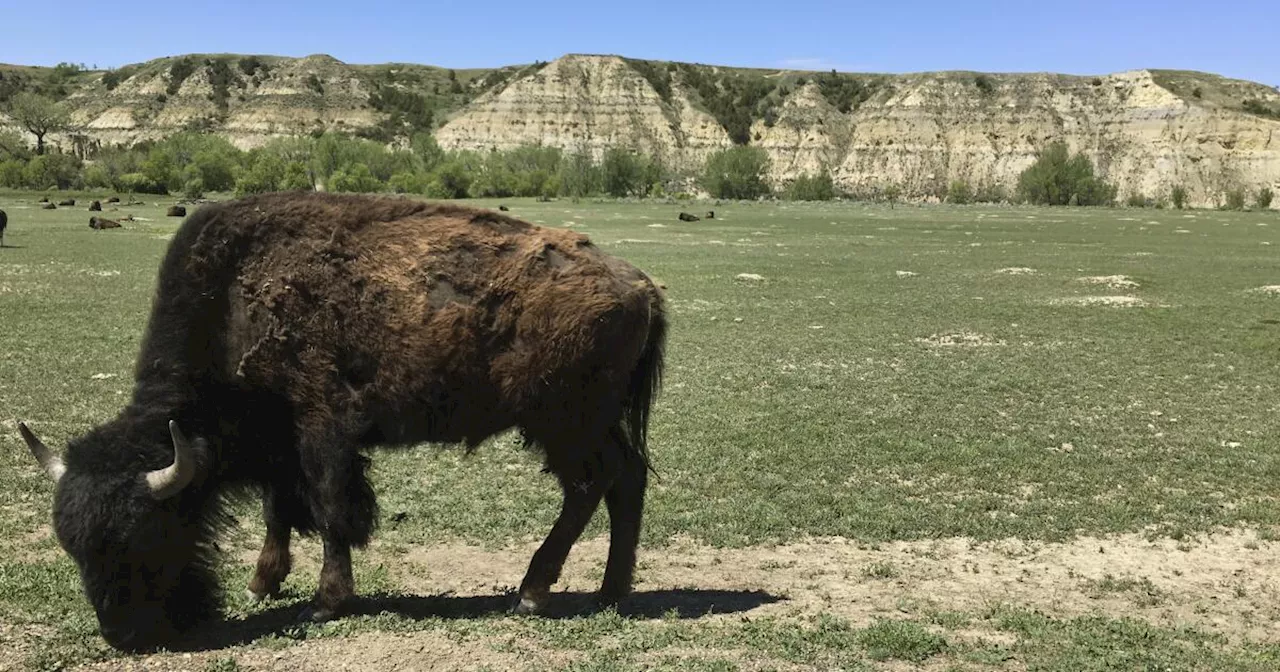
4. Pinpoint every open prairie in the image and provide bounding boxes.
[2,195,1279,670]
